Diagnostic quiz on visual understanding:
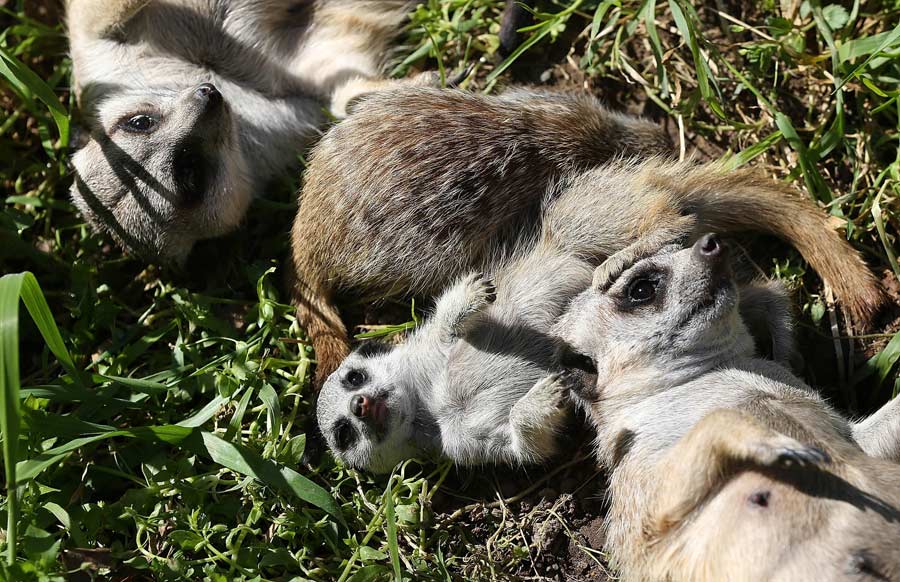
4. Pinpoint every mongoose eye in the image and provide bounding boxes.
[627,278,657,303]
[345,369,367,388]
[120,114,158,133]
